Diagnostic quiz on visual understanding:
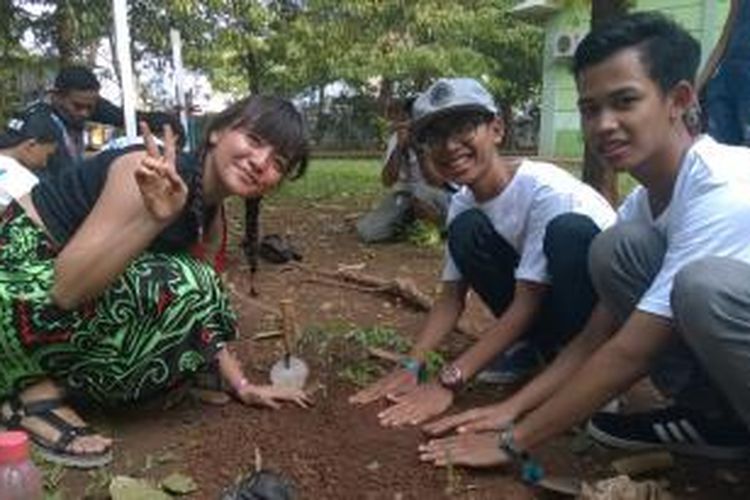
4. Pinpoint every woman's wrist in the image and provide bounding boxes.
[232,376,251,395]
